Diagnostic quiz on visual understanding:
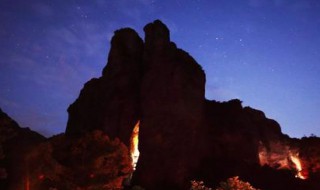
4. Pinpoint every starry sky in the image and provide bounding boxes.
[1,0,320,137]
